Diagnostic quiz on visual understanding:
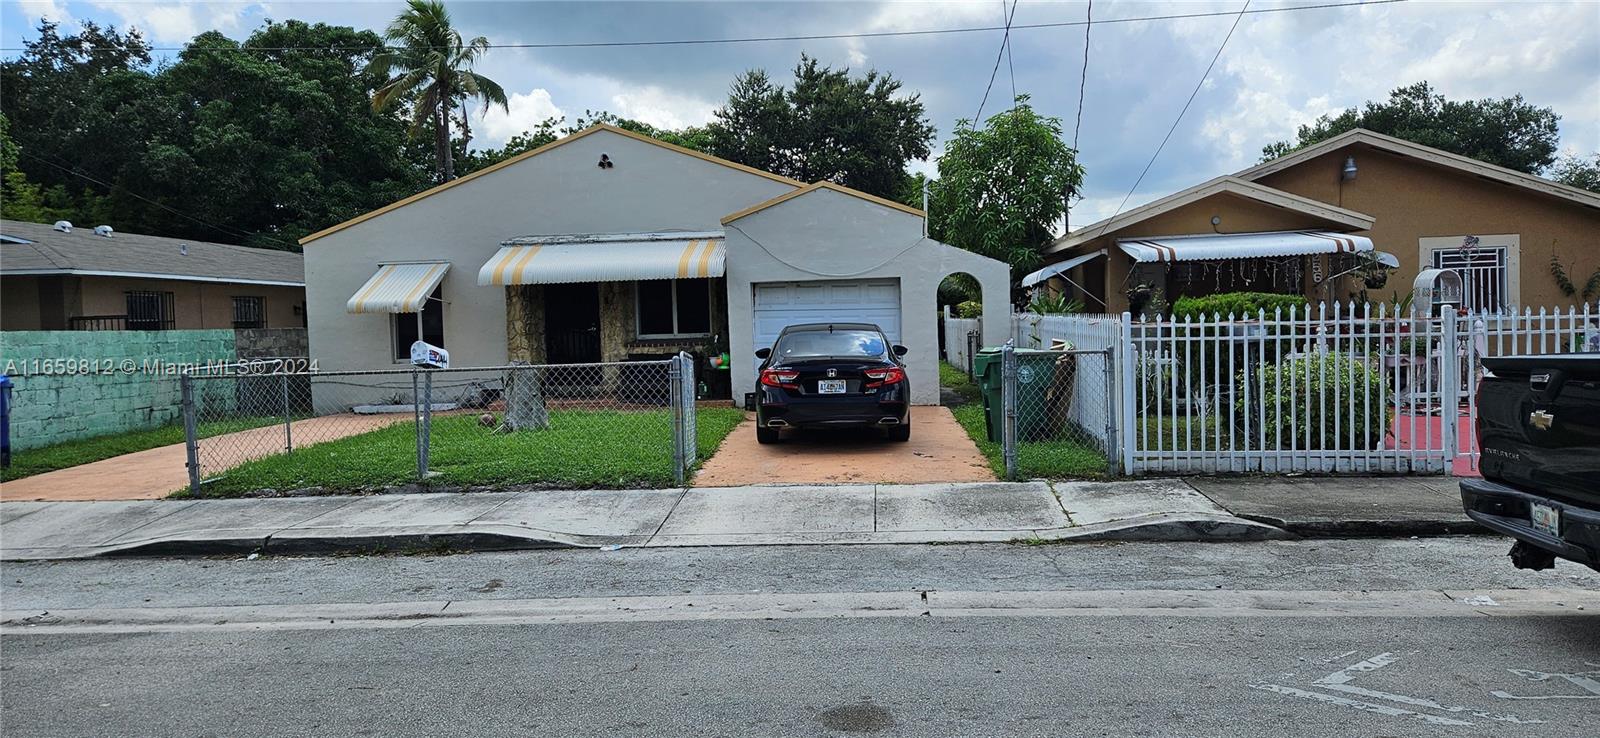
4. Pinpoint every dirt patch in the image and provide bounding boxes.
[692,406,996,487]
